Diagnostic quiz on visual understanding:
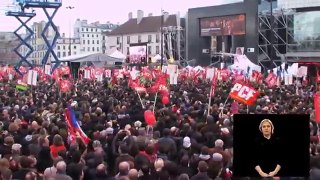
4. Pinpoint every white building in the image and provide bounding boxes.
[55,33,81,58]
[73,19,119,54]
[107,10,185,61]
[18,20,119,65]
